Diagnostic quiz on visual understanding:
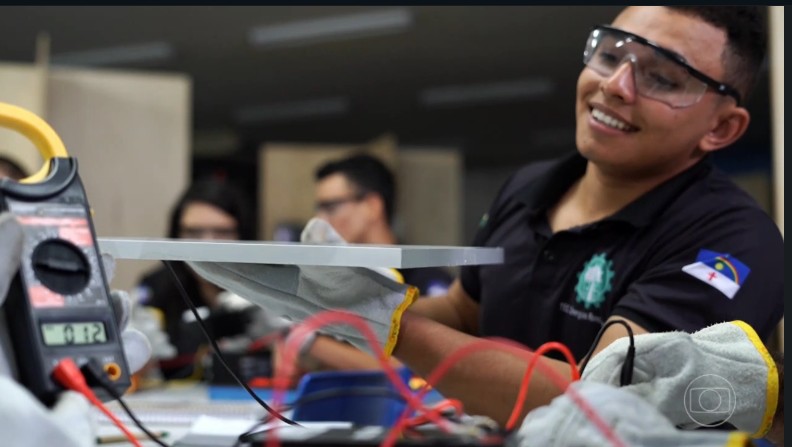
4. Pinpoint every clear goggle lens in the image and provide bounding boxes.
[583,26,735,108]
